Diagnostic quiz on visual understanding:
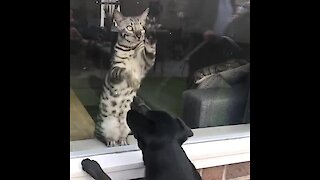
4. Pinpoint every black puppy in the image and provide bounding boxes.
[81,110,202,180]
[127,110,202,180]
